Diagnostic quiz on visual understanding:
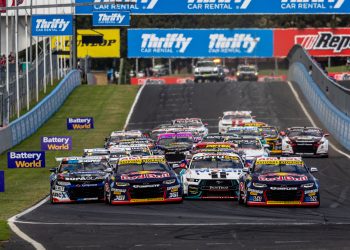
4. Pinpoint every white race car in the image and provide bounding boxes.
[281,127,329,157]
[218,111,255,133]
[181,152,244,199]
[172,118,209,138]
